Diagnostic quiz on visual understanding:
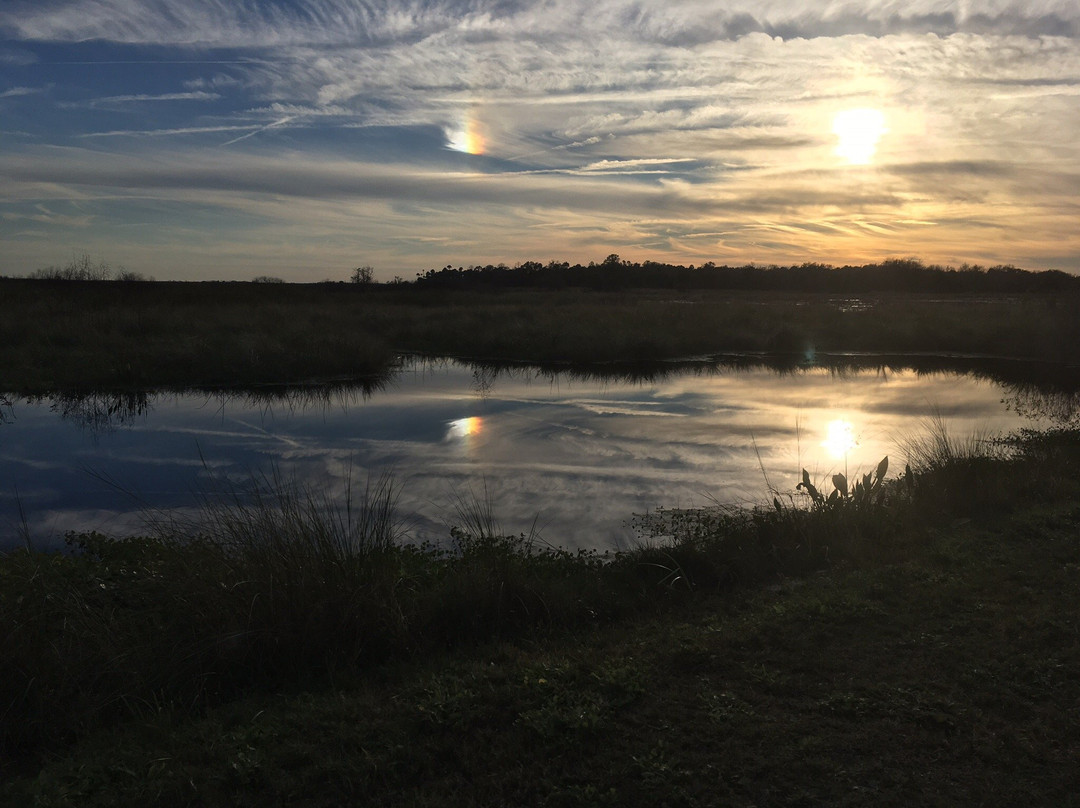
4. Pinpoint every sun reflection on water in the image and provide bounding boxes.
[447,416,483,440]
[821,419,857,459]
